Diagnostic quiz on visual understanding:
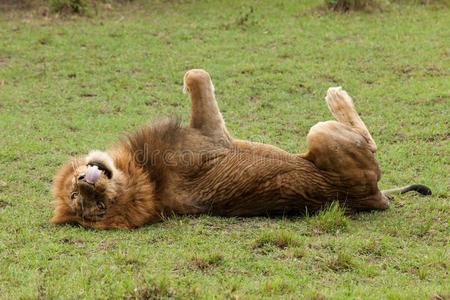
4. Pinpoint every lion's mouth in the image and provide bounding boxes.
[87,162,112,179]
[77,162,112,189]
